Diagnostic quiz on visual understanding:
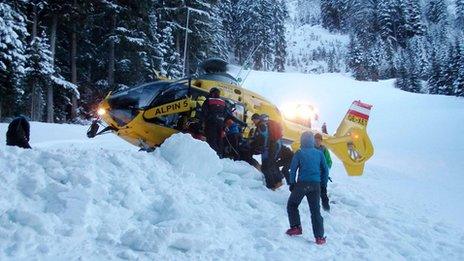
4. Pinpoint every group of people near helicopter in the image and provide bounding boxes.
[185,87,333,244]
